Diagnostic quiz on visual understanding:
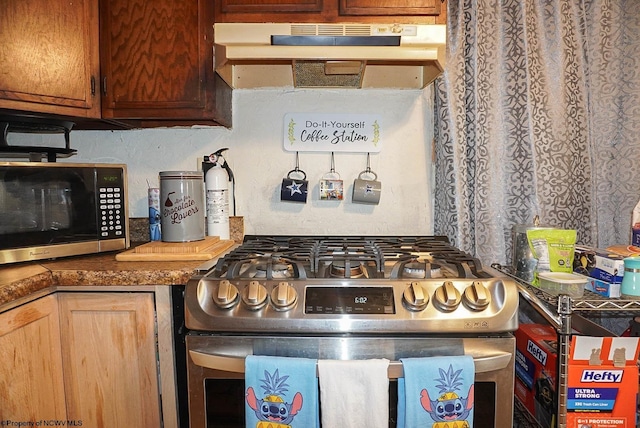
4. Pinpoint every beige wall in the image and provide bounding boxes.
[7,87,436,236]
